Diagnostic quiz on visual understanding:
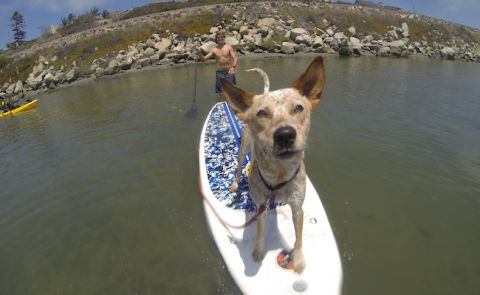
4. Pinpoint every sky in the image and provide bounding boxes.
[1,0,479,50]
[0,0,153,49]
